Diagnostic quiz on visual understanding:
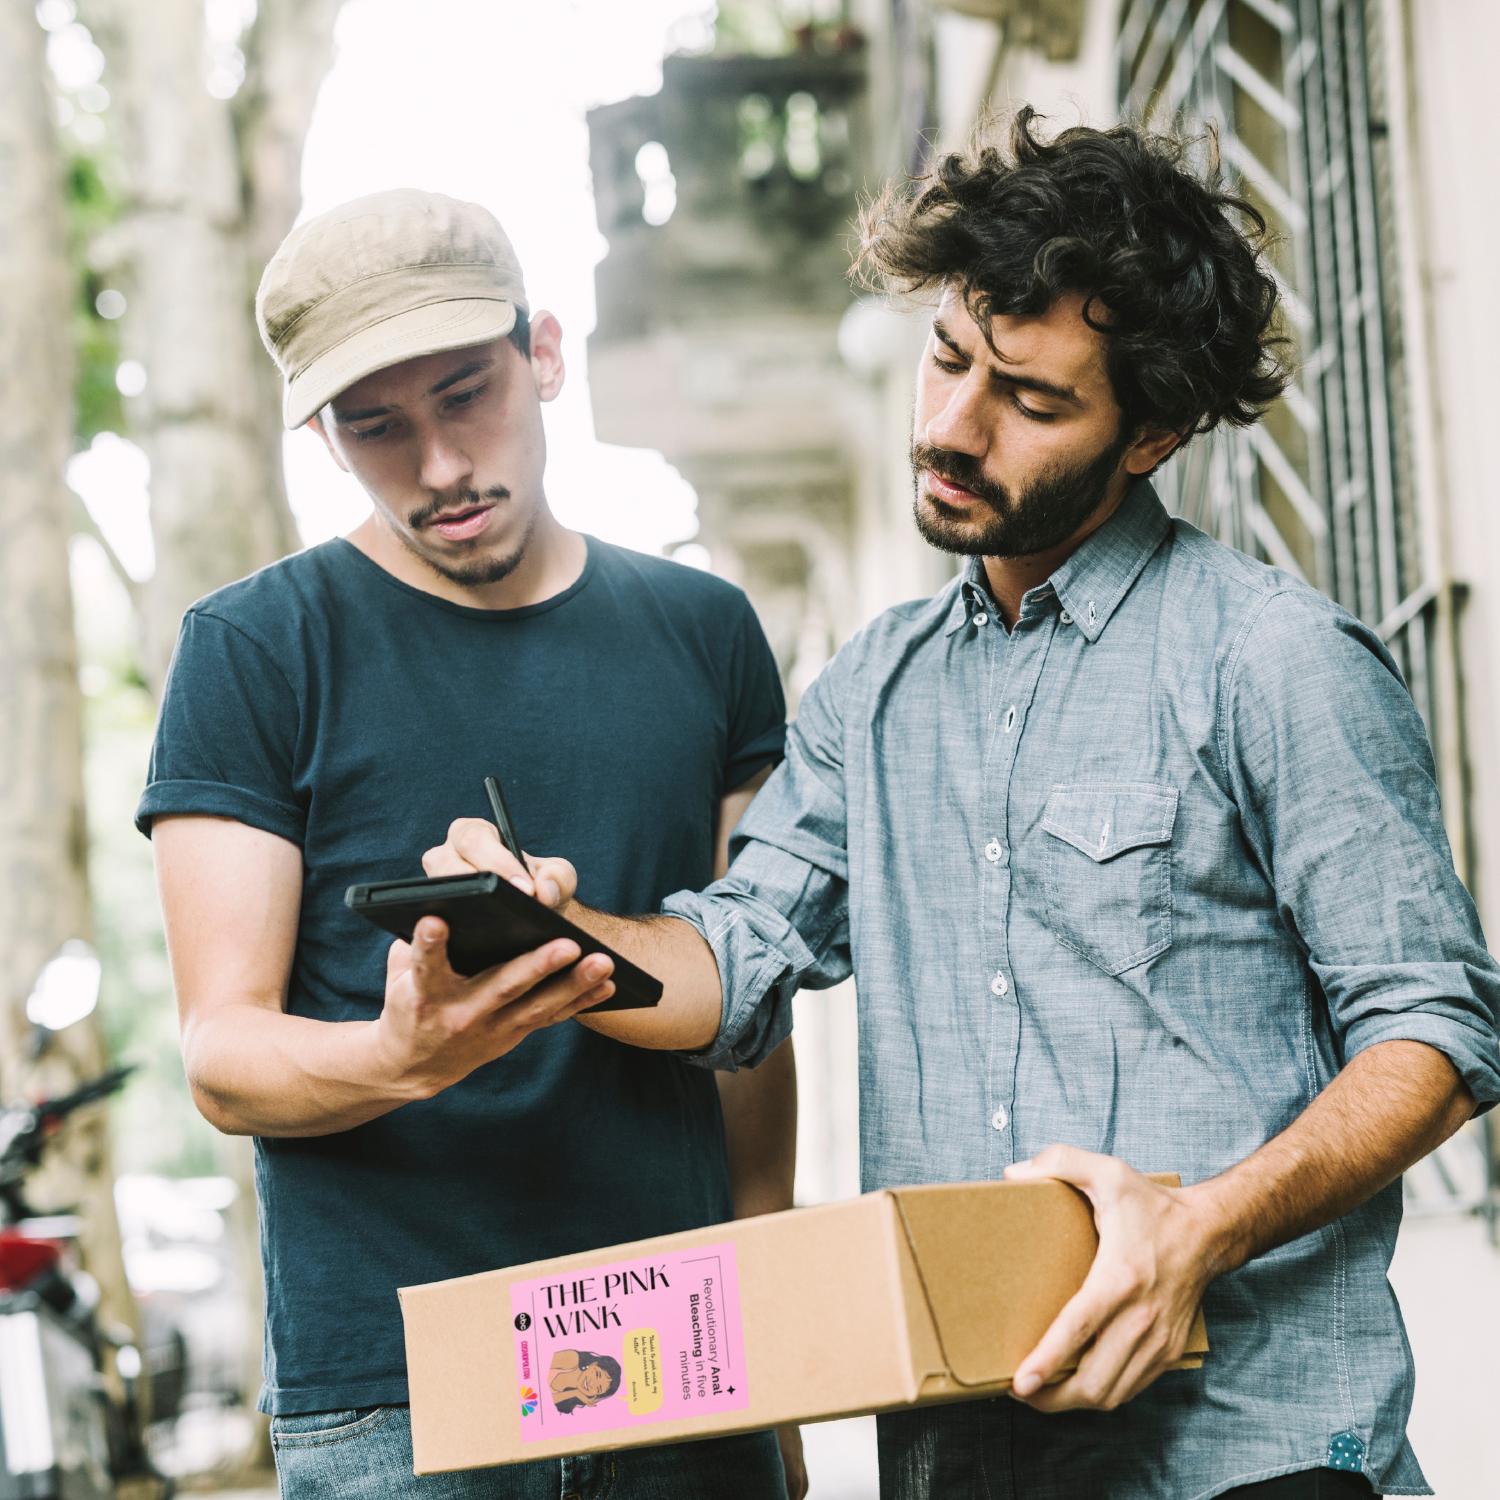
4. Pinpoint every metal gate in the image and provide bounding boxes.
[1115,0,1494,1237]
